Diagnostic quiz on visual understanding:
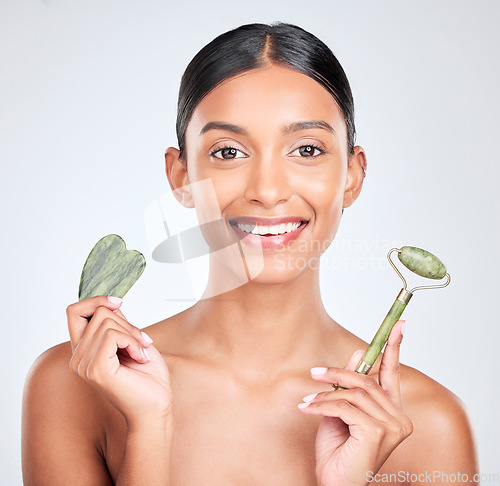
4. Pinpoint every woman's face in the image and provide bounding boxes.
[167,64,365,285]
